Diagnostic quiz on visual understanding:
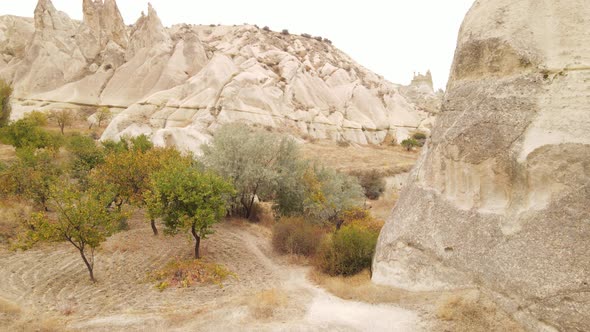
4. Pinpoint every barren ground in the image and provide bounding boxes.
[0,210,525,331]
[0,212,426,331]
